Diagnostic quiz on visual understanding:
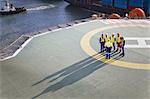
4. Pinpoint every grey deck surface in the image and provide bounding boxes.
[1,20,150,99]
